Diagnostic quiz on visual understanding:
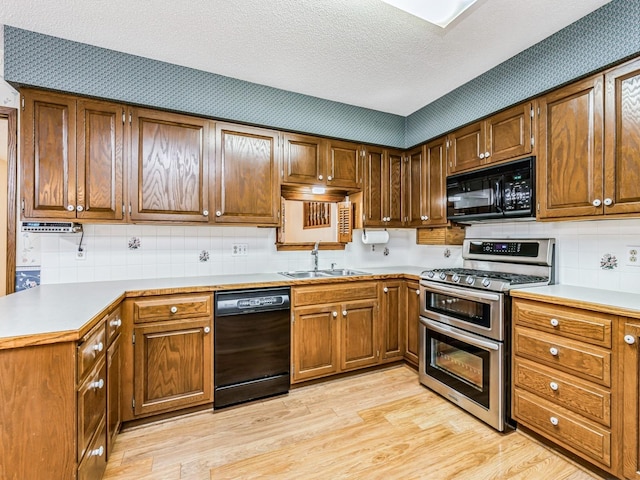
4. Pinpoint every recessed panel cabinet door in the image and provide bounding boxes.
[341,299,379,371]
[486,102,533,164]
[405,281,420,366]
[364,146,385,226]
[214,123,279,224]
[538,76,604,219]
[292,305,339,382]
[282,133,325,185]
[623,322,640,480]
[604,58,640,215]
[387,150,404,226]
[130,108,210,222]
[425,136,448,226]
[21,90,77,219]
[77,99,124,221]
[405,145,427,227]
[448,121,484,174]
[327,139,361,189]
